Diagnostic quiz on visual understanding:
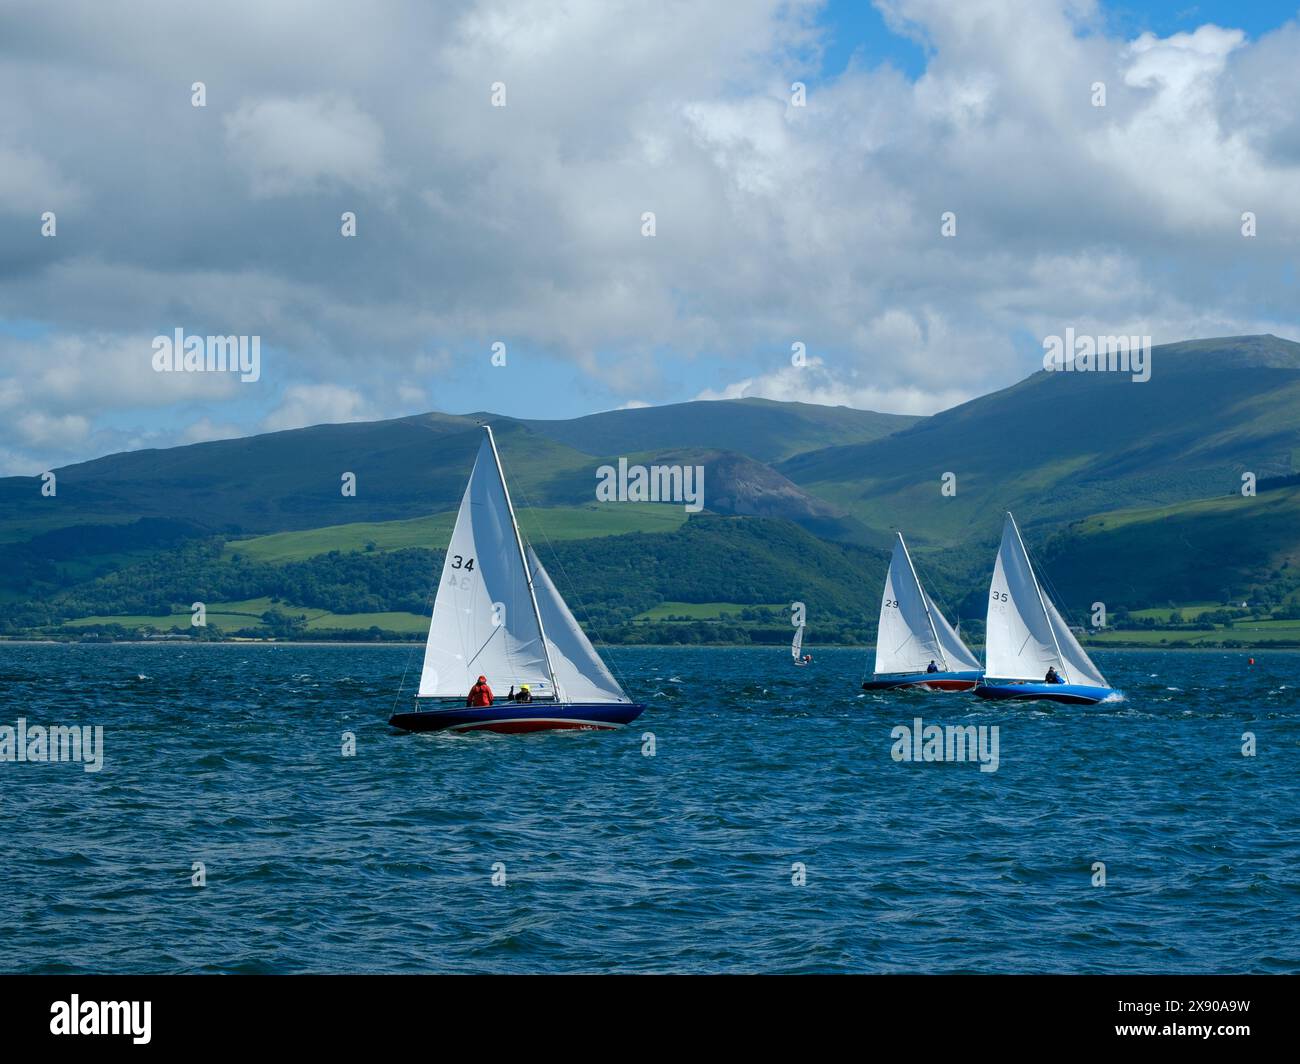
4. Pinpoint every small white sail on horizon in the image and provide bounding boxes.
[984,513,1107,687]
[418,427,629,704]
[875,533,980,676]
